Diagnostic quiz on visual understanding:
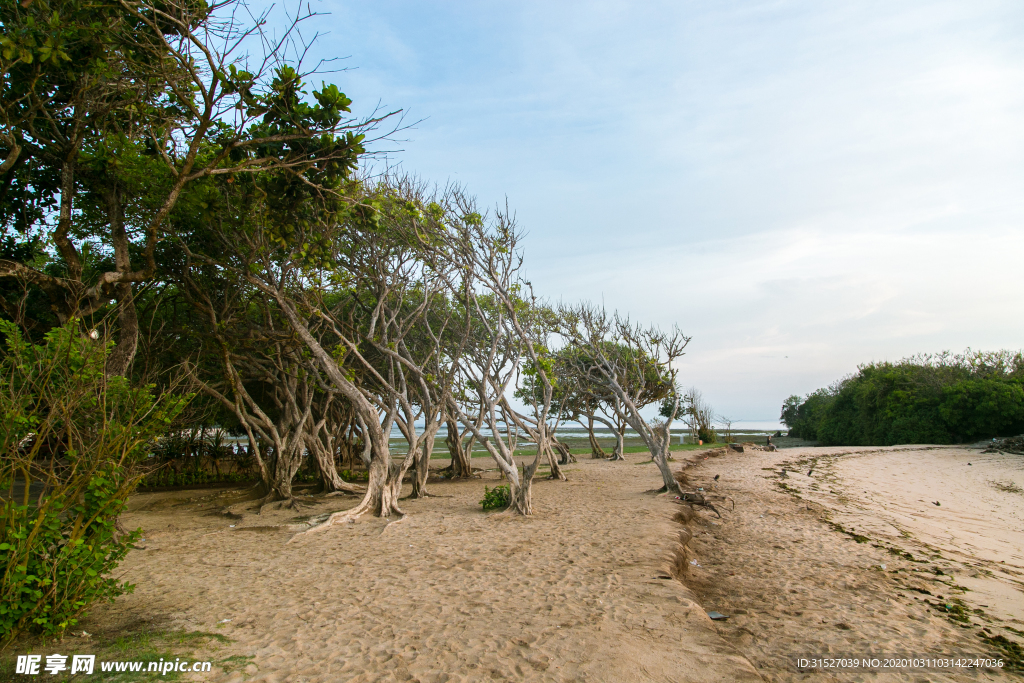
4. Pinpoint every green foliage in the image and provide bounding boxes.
[781,350,1024,446]
[780,386,841,441]
[0,320,186,640]
[479,485,510,510]
[664,386,716,443]
[1,0,373,338]
[142,469,248,488]
[339,469,369,482]
[697,426,718,444]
